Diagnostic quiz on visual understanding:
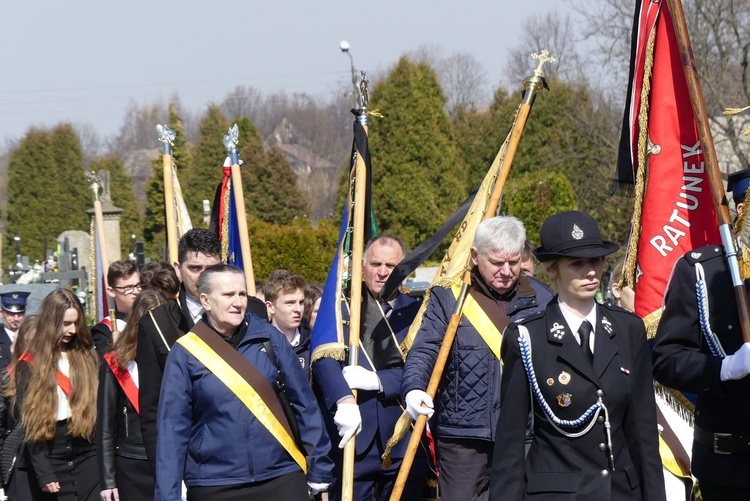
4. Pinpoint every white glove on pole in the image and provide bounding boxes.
[405,389,435,420]
[720,342,750,381]
[307,482,330,495]
[333,402,362,448]
[342,365,381,391]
